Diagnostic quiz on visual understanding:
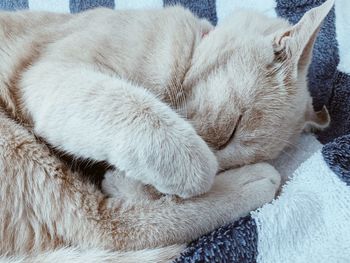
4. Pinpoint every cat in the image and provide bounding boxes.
[0,0,332,262]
